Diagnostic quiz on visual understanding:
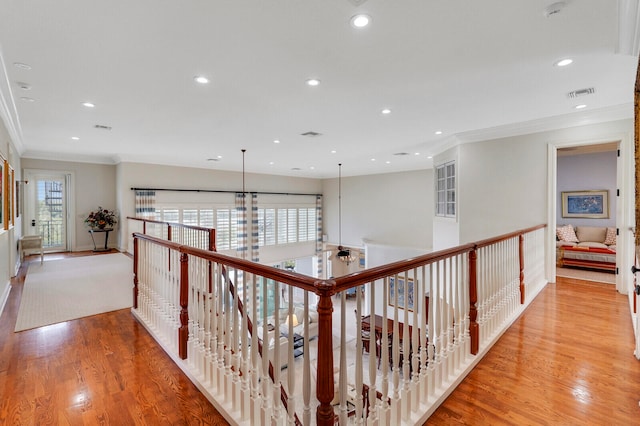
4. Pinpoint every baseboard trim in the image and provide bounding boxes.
[0,280,11,318]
